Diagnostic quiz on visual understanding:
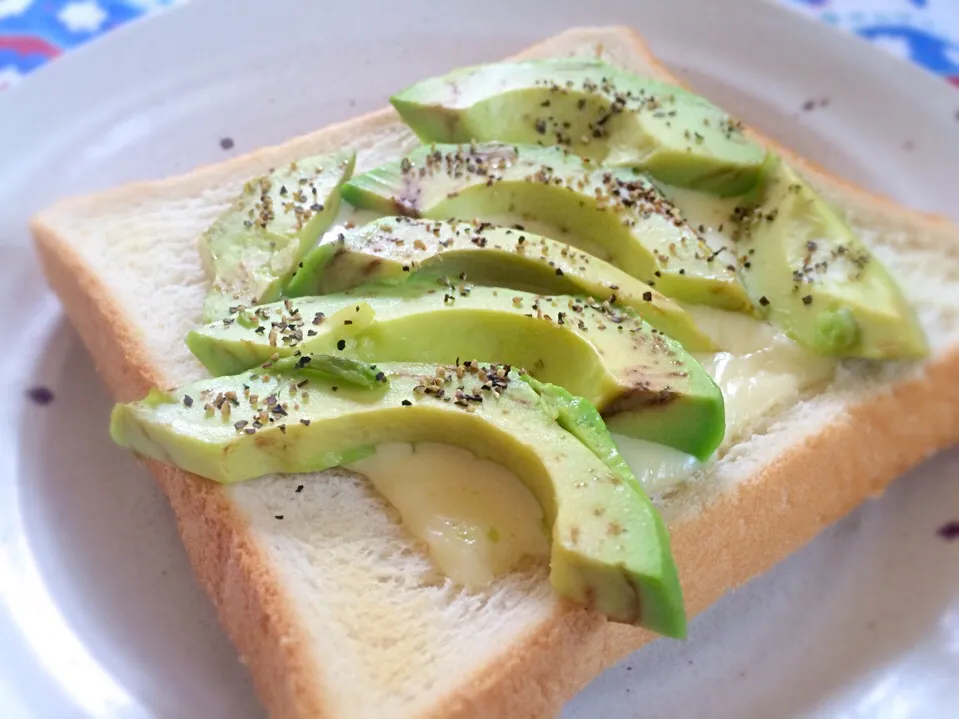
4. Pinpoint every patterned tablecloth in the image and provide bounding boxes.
[1,0,957,90]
